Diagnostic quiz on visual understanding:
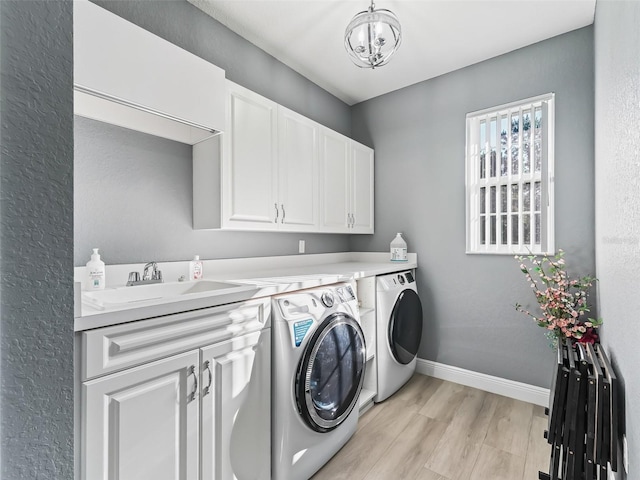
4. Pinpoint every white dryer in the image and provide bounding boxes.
[375,270,423,403]
[272,283,366,480]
